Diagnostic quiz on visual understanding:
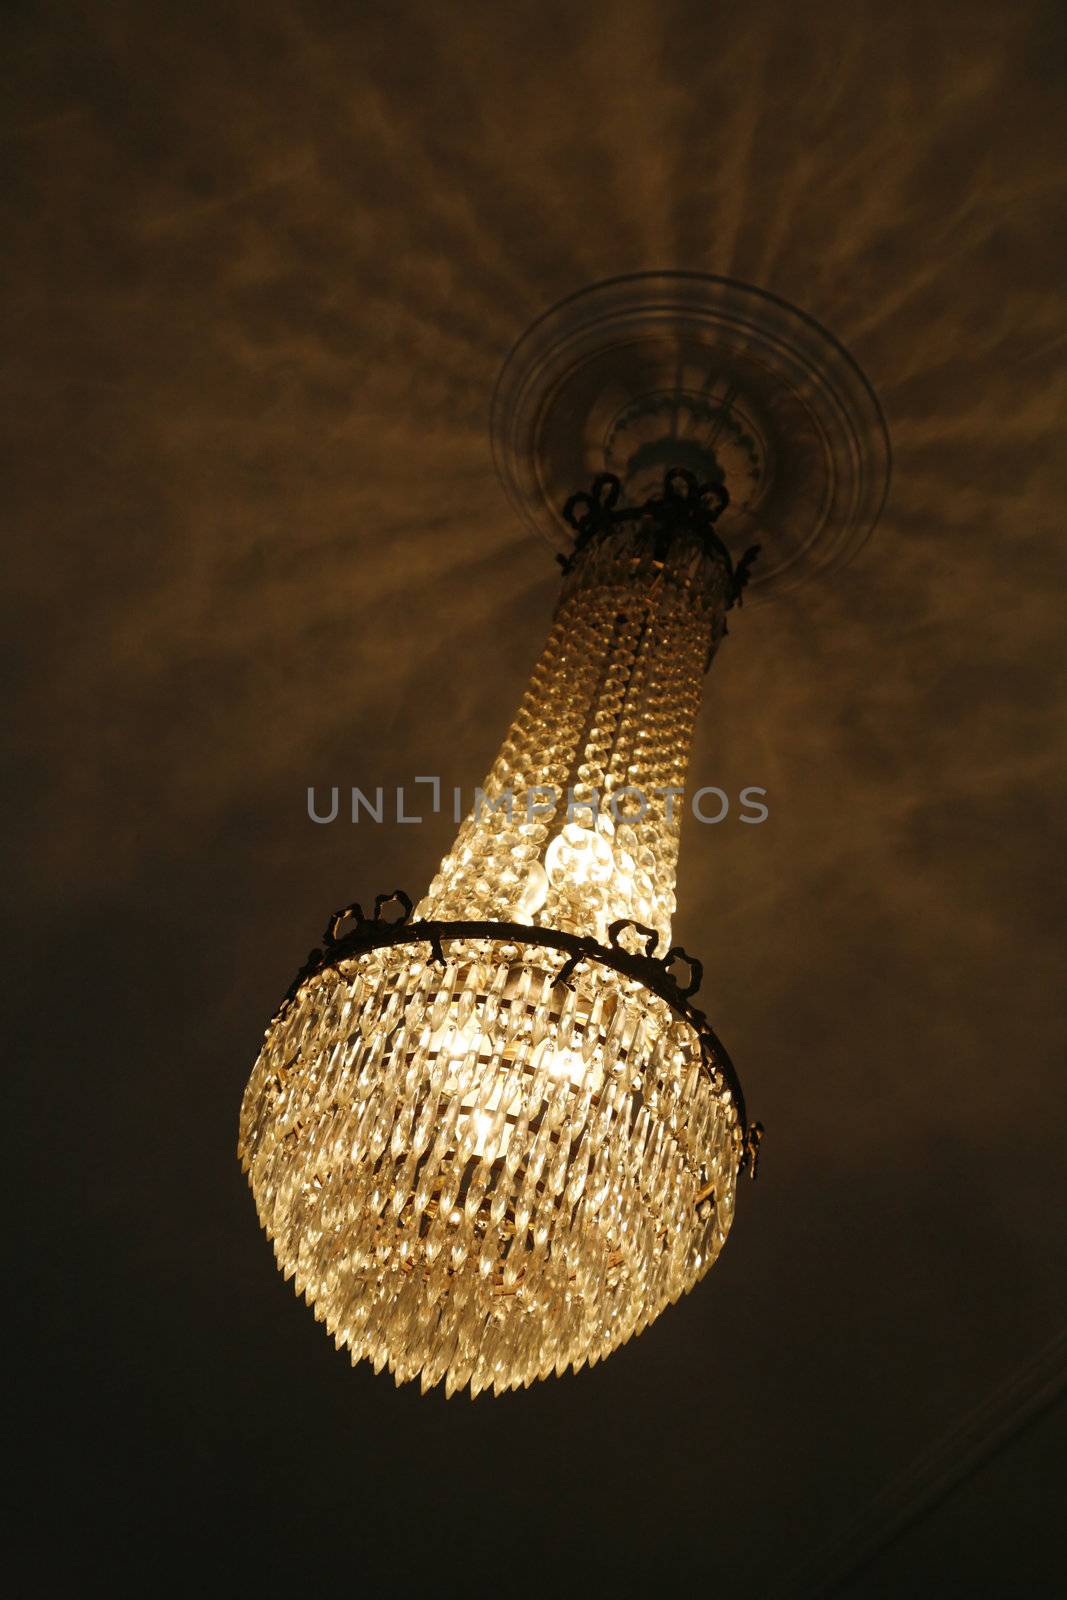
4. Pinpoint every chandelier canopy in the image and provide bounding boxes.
[238,275,889,1397]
